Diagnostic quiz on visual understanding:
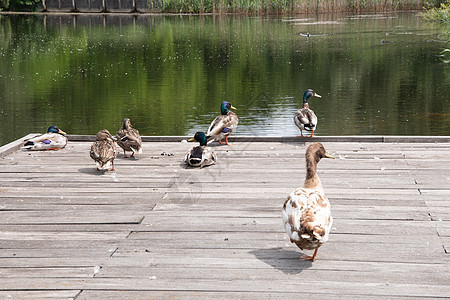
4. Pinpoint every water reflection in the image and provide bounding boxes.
[0,13,448,146]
